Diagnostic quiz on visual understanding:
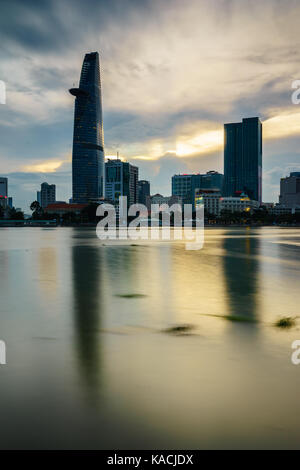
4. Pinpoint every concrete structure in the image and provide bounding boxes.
[220,195,259,214]
[40,182,56,209]
[269,205,300,216]
[279,172,300,208]
[105,159,138,207]
[0,196,7,210]
[262,202,275,210]
[195,189,221,215]
[150,194,182,208]
[0,177,8,197]
[70,52,105,202]
[223,117,262,203]
[44,202,88,216]
[172,171,223,209]
[138,180,150,206]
